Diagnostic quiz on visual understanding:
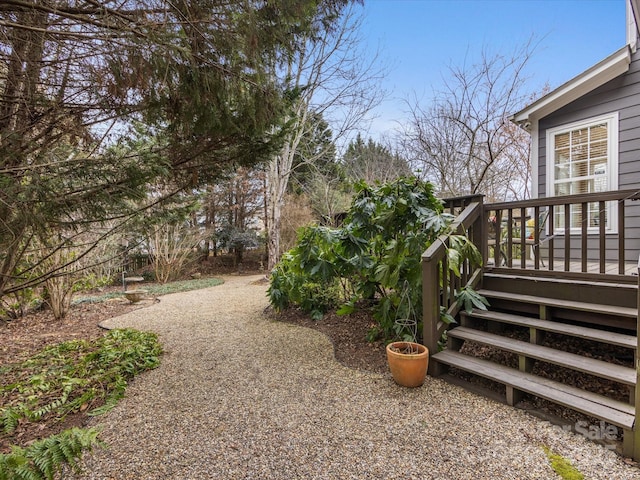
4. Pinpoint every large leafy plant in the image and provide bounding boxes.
[268,177,481,340]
